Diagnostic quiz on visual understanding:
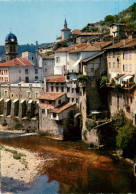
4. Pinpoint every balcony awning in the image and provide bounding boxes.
[122,75,133,81]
